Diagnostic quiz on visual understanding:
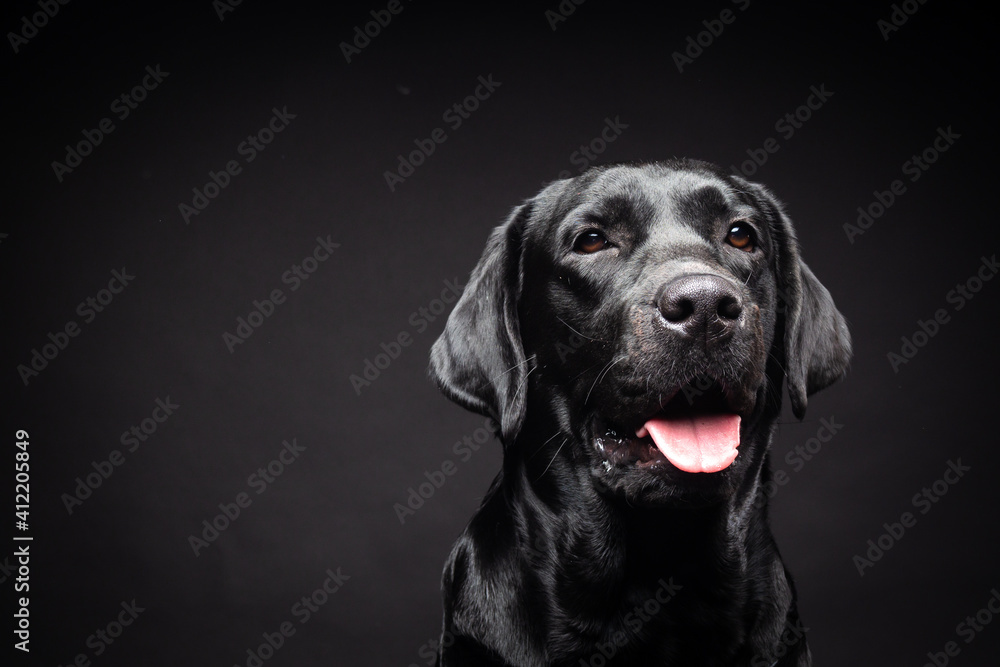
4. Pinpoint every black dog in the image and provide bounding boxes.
[429,160,851,666]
